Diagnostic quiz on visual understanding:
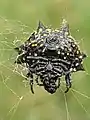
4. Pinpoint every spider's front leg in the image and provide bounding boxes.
[26,72,34,94]
[65,73,72,93]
